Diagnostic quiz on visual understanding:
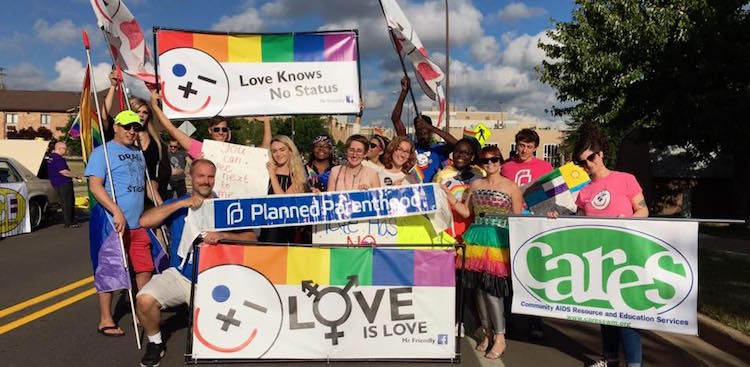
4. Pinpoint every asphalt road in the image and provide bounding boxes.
[0,220,745,367]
